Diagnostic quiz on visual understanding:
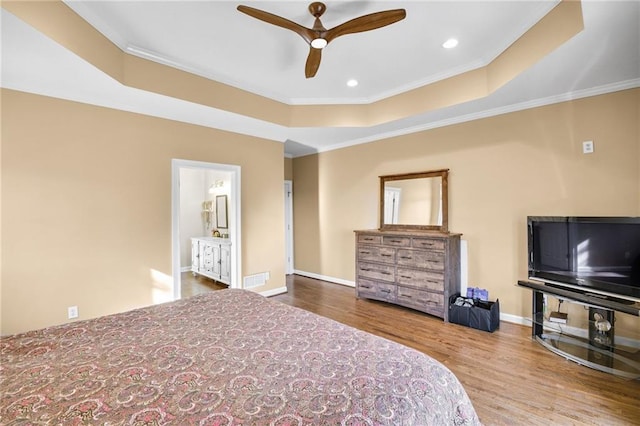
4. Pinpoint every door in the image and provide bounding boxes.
[211,243,221,277]
[384,187,401,224]
[191,239,199,273]
[284,180,294,274]
[220,244,231,284]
